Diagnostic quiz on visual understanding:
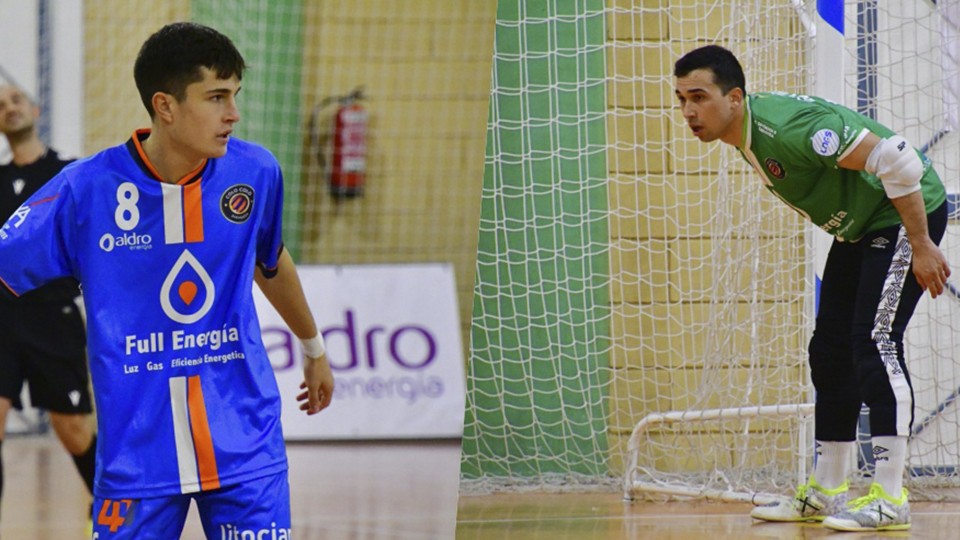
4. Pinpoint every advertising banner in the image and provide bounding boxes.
[254,263,466,439]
